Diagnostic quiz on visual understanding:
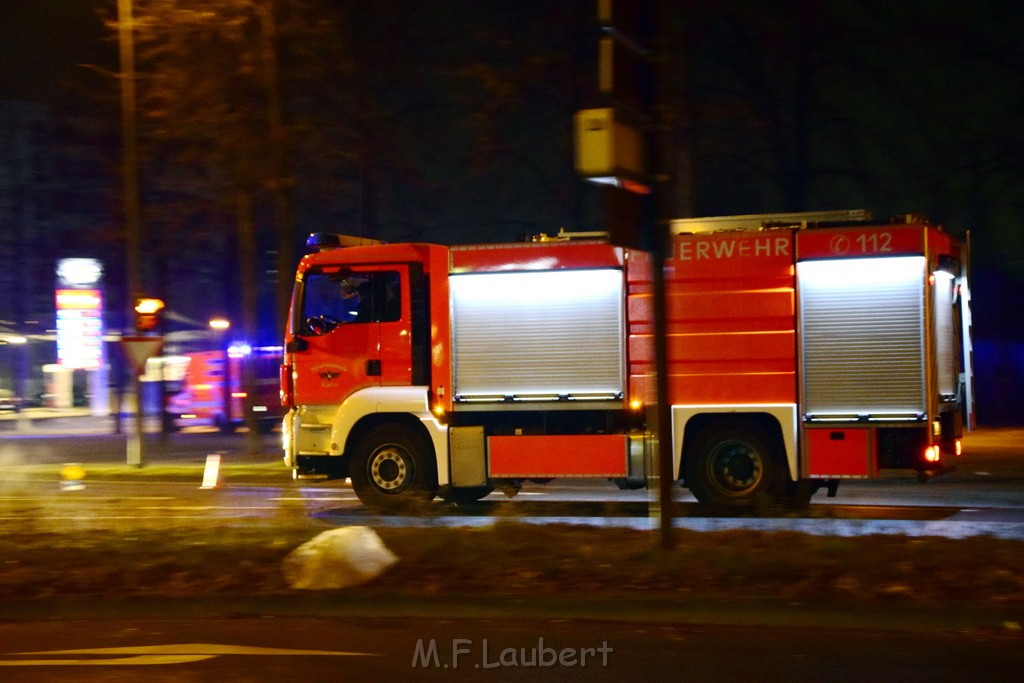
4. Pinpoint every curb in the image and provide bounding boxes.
[1,594,1020,634]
